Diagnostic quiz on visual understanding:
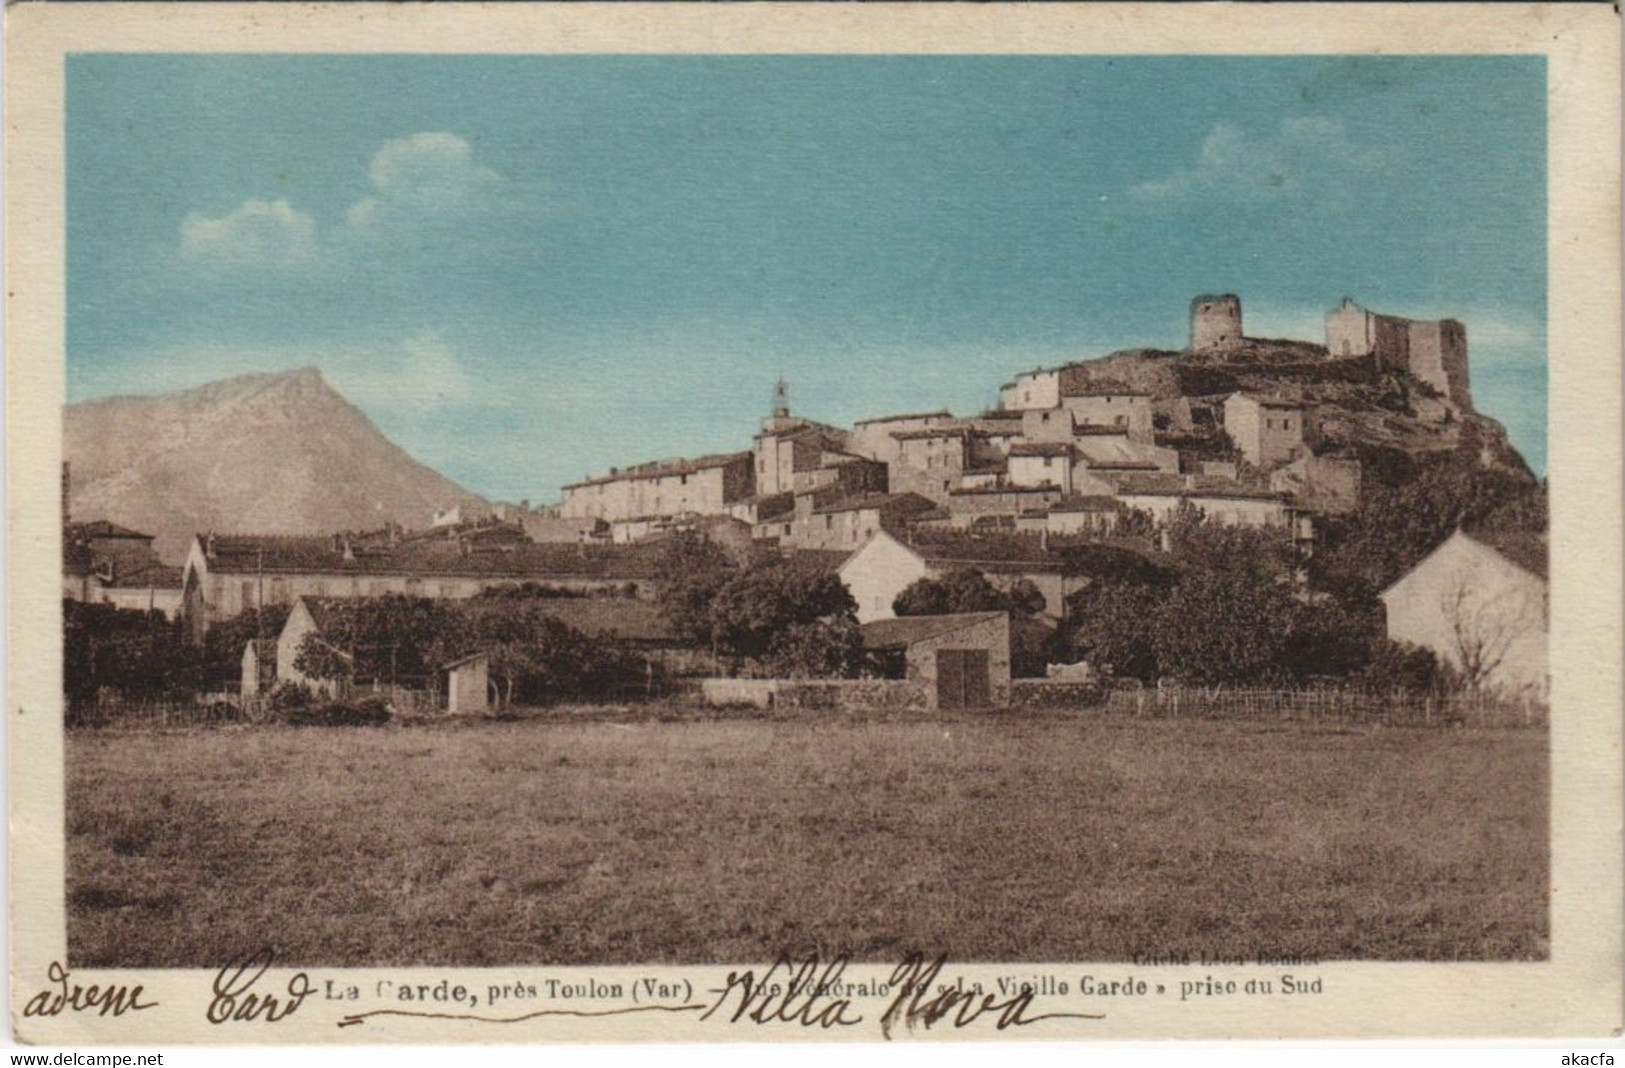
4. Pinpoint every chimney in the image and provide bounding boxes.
[342,537,354,562]
[205,533,217,559]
